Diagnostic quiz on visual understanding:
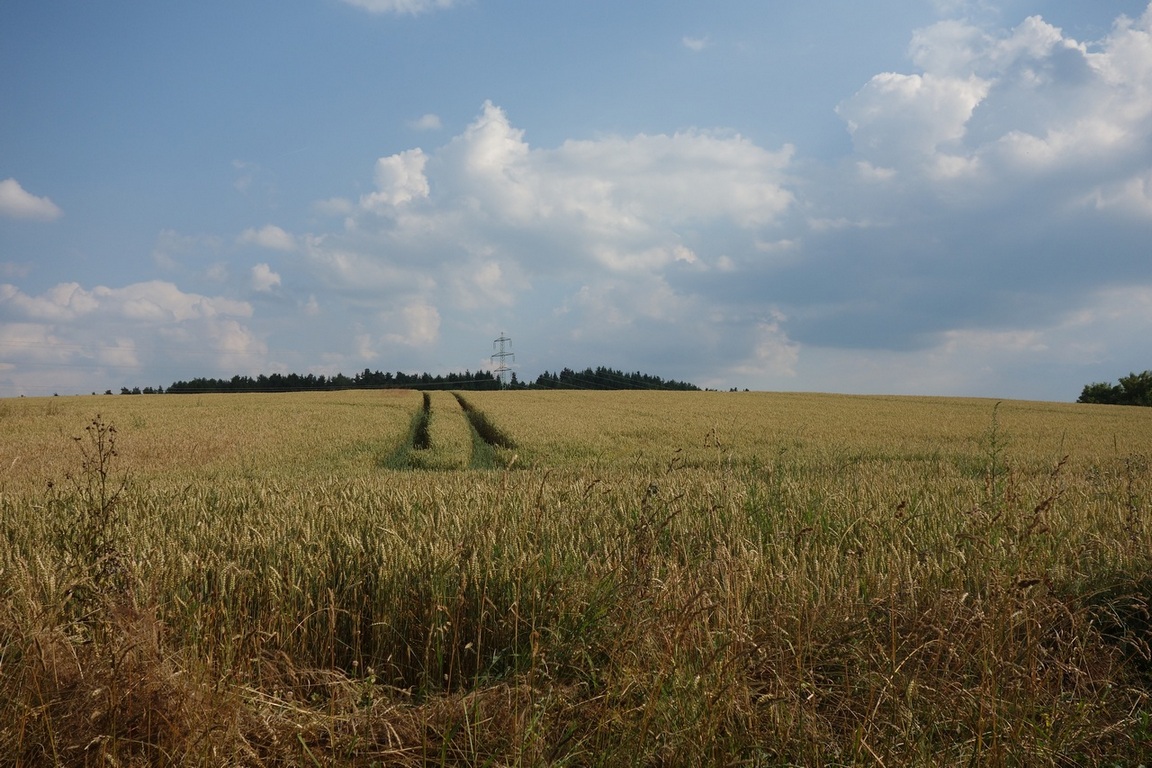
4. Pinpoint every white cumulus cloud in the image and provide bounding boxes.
[238,224,297,251]
[838,6,1152,184]
[421,100,794,240]
[295,100,797,375]
[0,178,62,221]
[360,148,431,212]
[251,264,282,292]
